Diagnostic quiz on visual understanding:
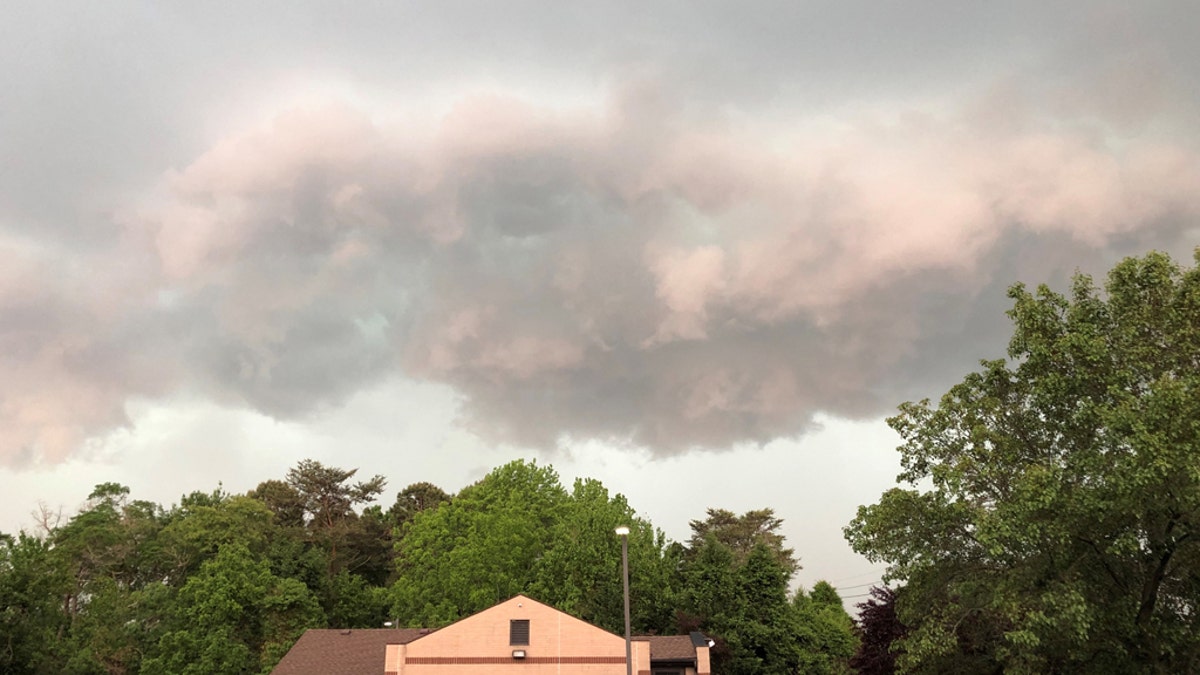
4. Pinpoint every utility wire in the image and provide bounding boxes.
[834,580,883,591]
